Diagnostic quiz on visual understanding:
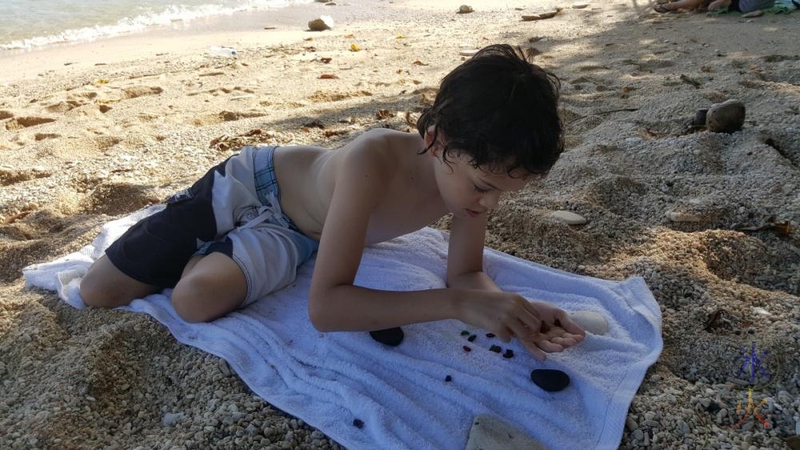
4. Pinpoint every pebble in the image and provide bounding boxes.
[218,359,231,377]
[677,420,690,435]
[549,210,588,225]
[626,416,638,431]
[162,412,185,427]
[521,8,562,21]
[459,49,479,57]
[307,16,334,31]
[706,99,746,133]
[666,211,703,222]
[369,327,404,346]
[458,5,474,14]
[568,311,609,335]
[530,369,571,392]
[573,2,589,8]
[741,10,764,18]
